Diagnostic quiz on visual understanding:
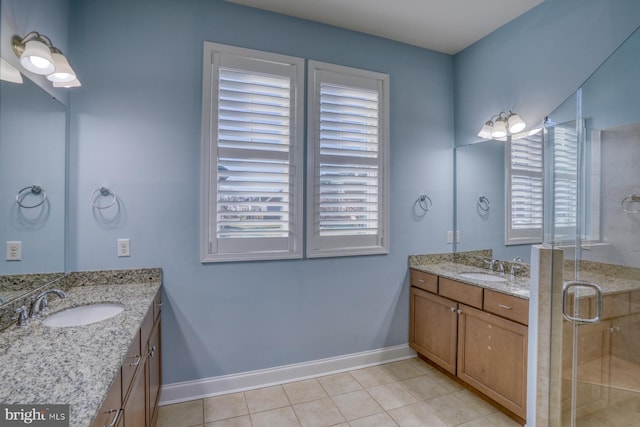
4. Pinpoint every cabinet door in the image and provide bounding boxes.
[410,287,458,374]
[91,373,122,427]
[124,364,147,427]
[457,304,527,419]
[147,319,162,427]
